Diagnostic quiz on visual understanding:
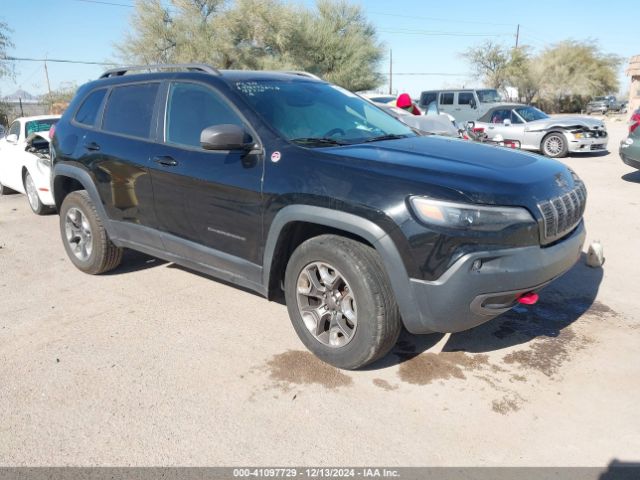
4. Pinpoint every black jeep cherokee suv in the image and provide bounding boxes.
[51,64,586,369]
